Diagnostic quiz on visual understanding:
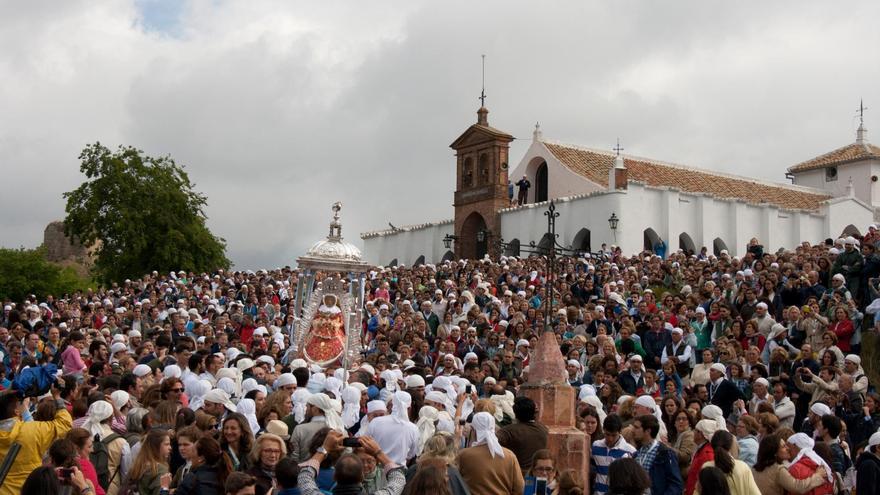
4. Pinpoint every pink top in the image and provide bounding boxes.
[62,346,87,375]
[78,457,106,495]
